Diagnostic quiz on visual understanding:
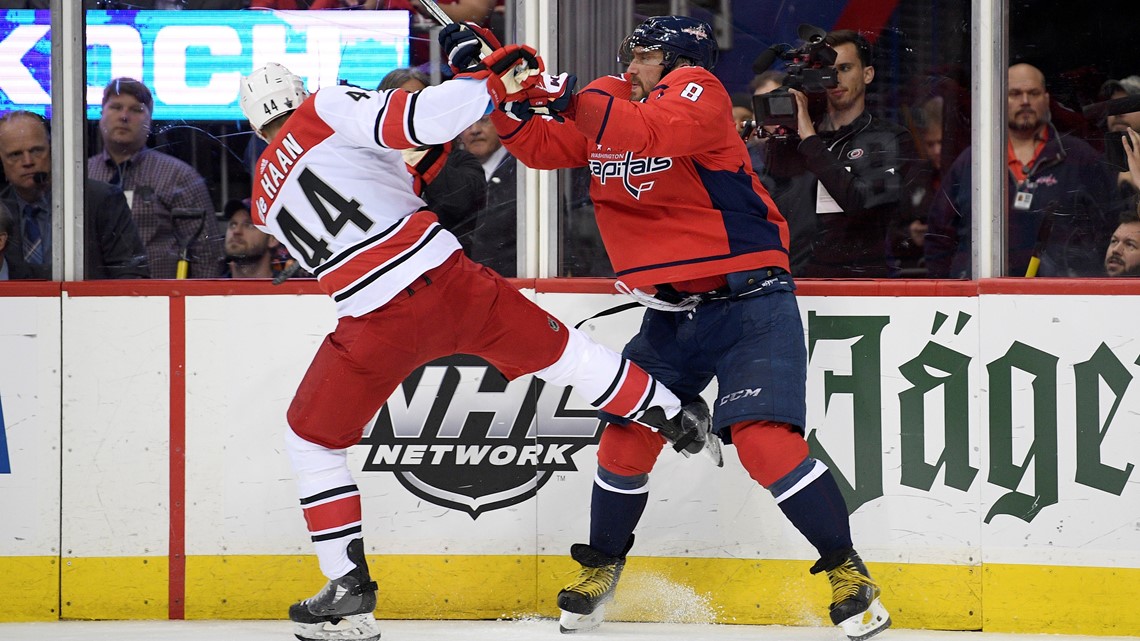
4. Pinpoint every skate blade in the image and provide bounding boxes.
[838,597,891,641]
[294,613,382,641]
[558,604,606,634]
